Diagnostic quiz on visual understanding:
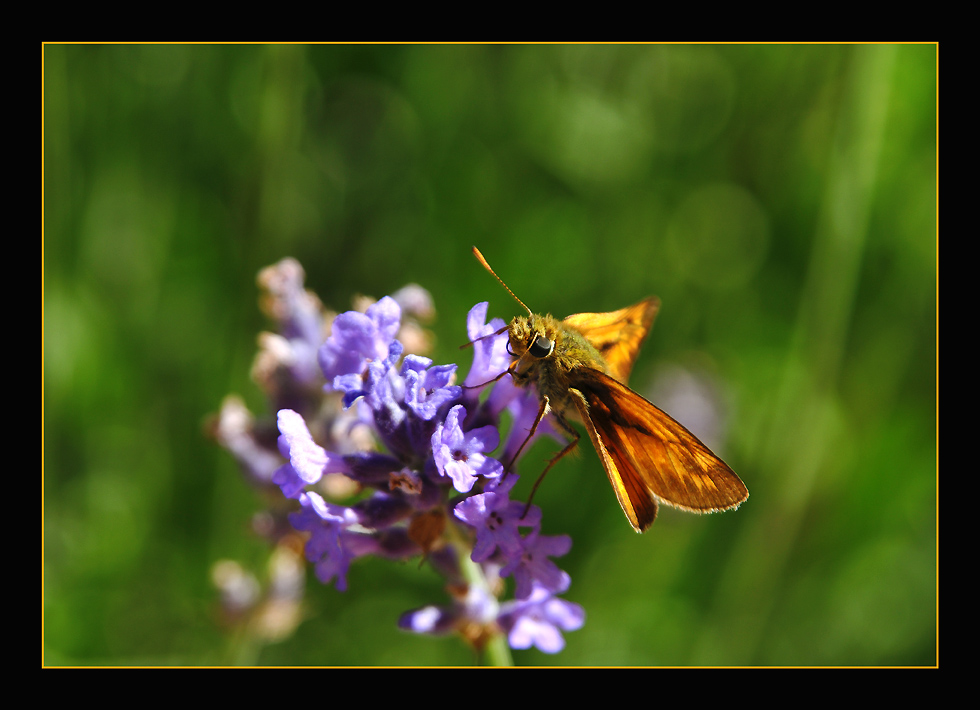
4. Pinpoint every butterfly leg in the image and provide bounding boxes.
[505,394,552,473]
[521,406,580,520]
